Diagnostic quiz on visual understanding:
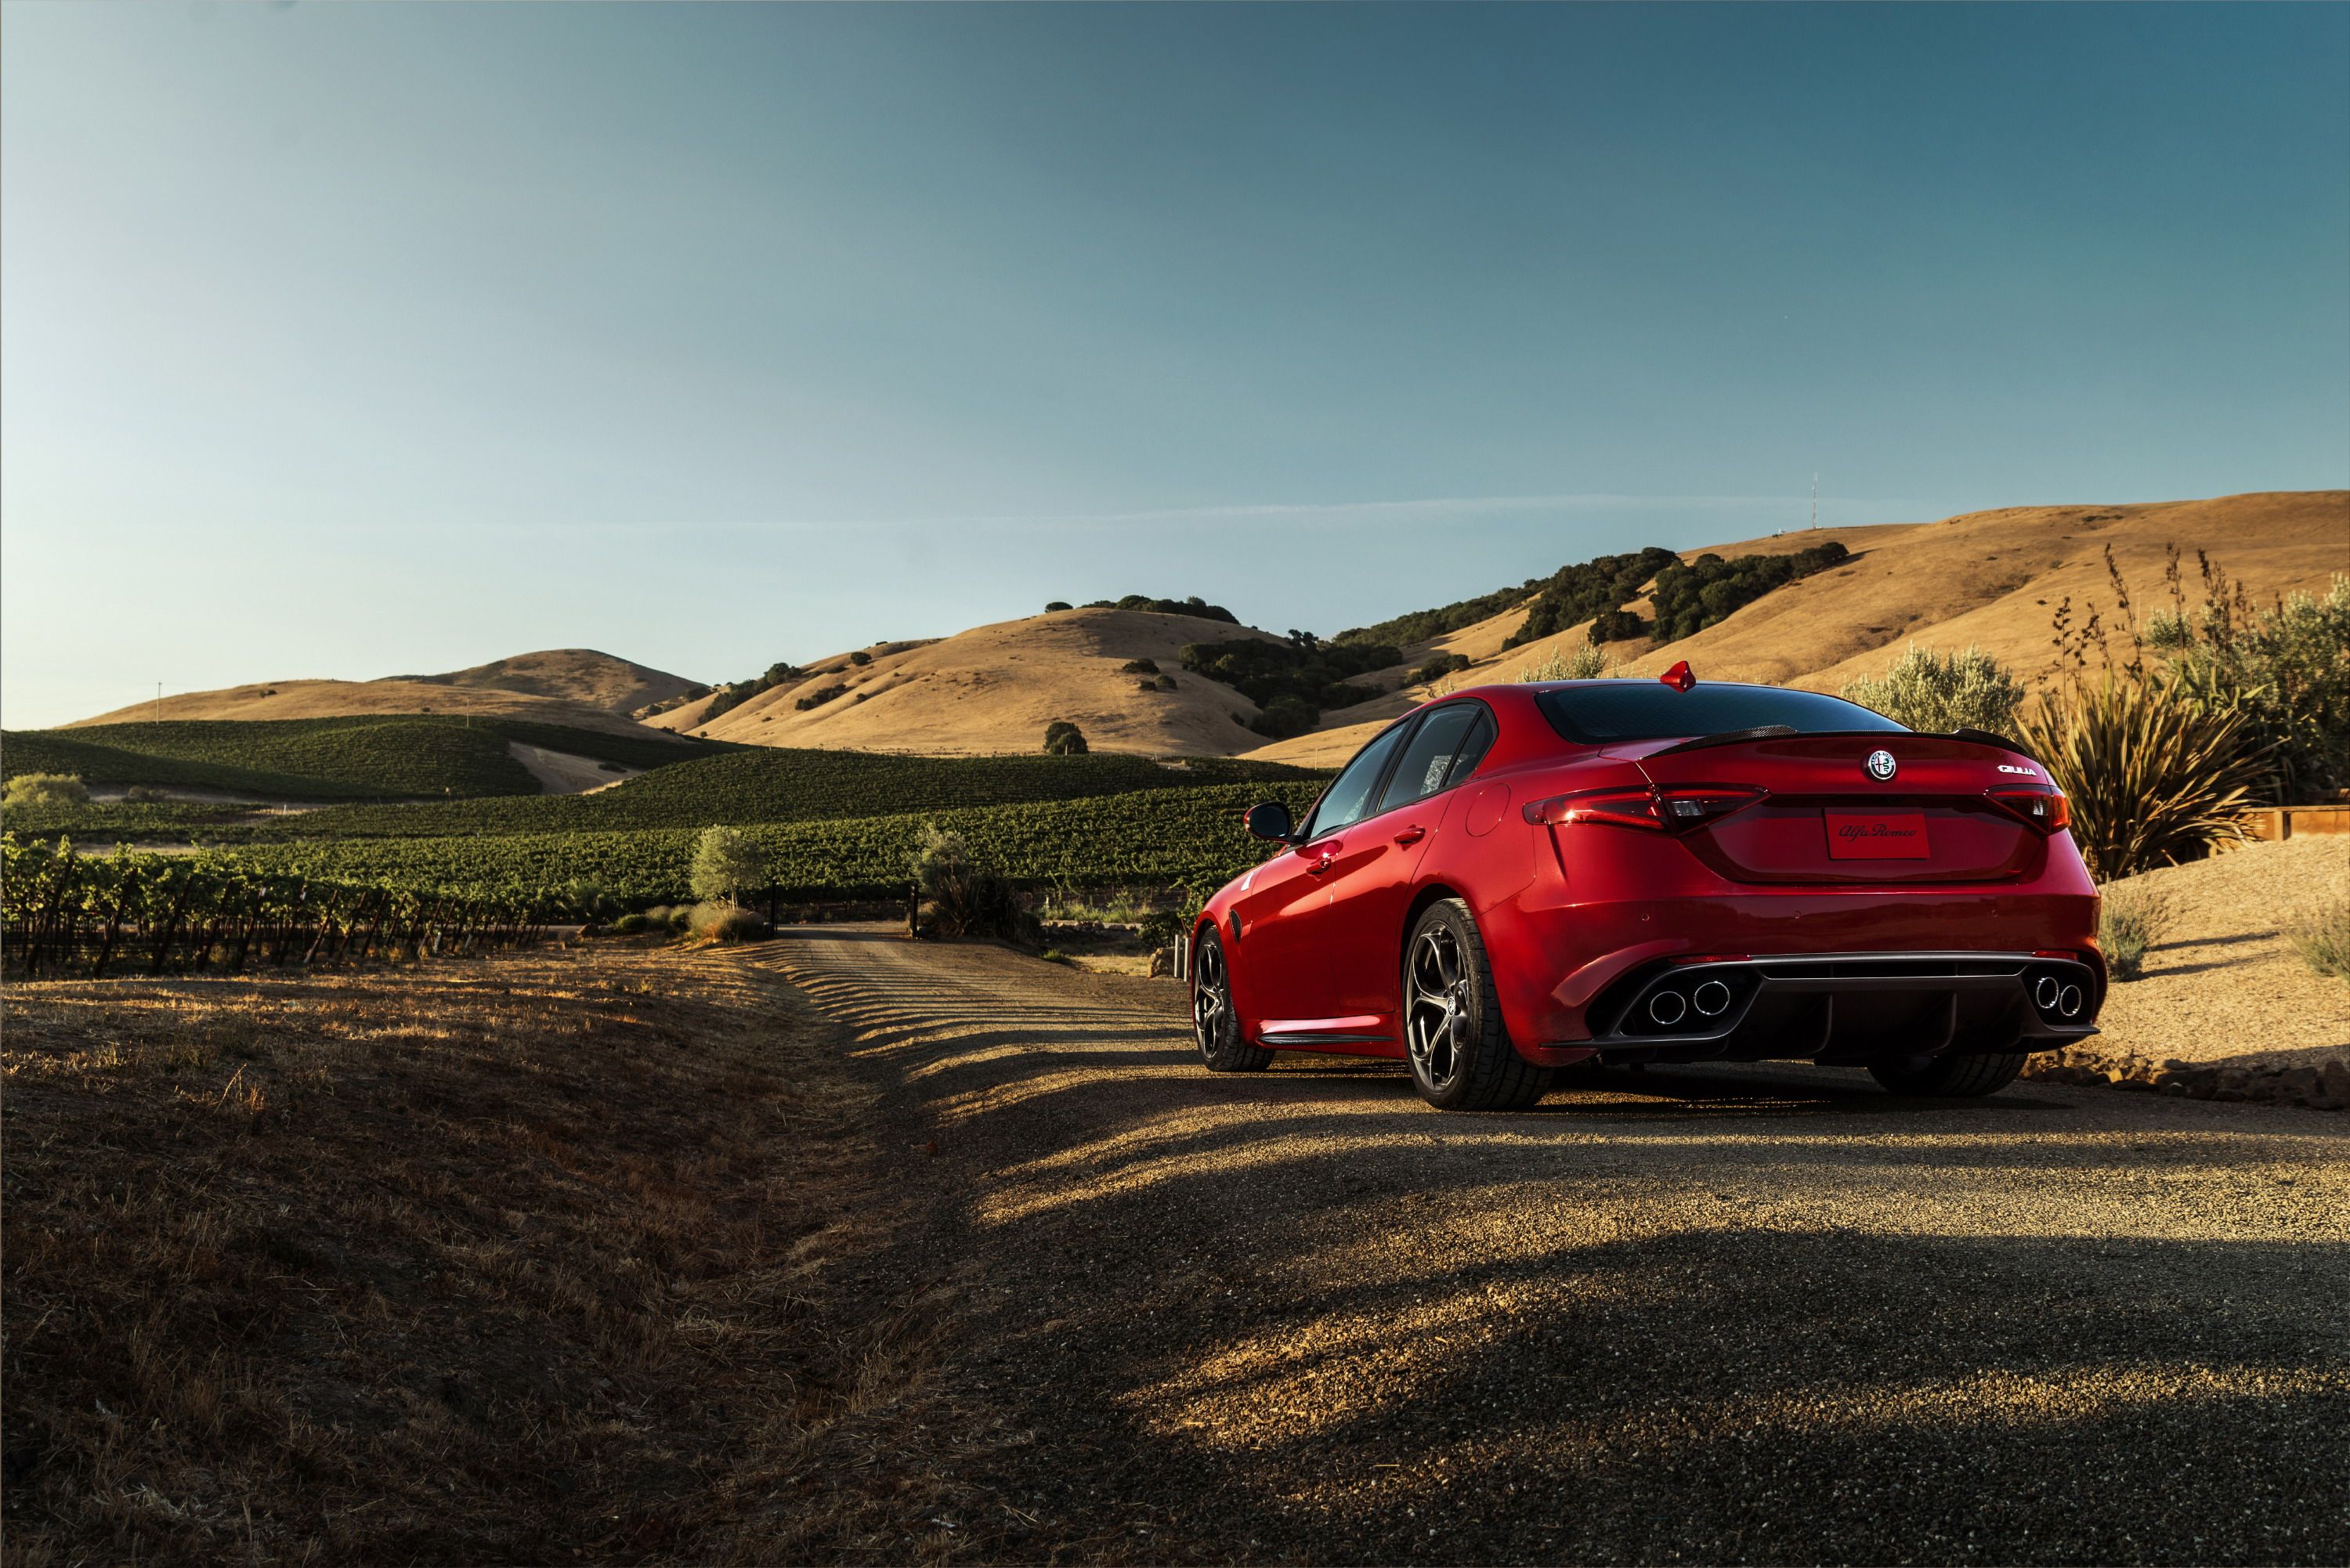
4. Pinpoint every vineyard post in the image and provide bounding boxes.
[90,865,138,981]
[146,864,197,977]
[271,881,310,967]
[229,886,266,970]
[300,888,344,967]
